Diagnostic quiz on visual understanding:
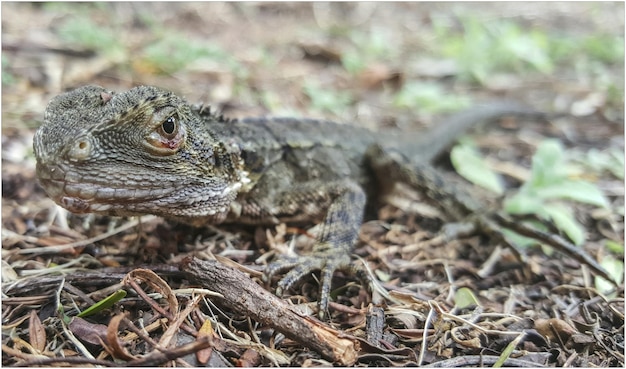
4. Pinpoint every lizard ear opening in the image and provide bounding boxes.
[68,137,92,161]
